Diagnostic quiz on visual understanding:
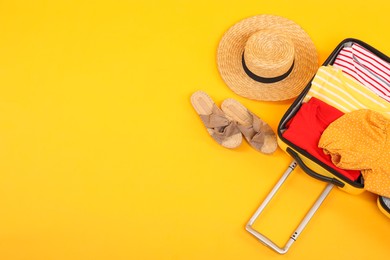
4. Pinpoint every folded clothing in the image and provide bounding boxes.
[319,109,390,197]
[333,43,390,102]
[303,66,390,119]
[282,97,361,181]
